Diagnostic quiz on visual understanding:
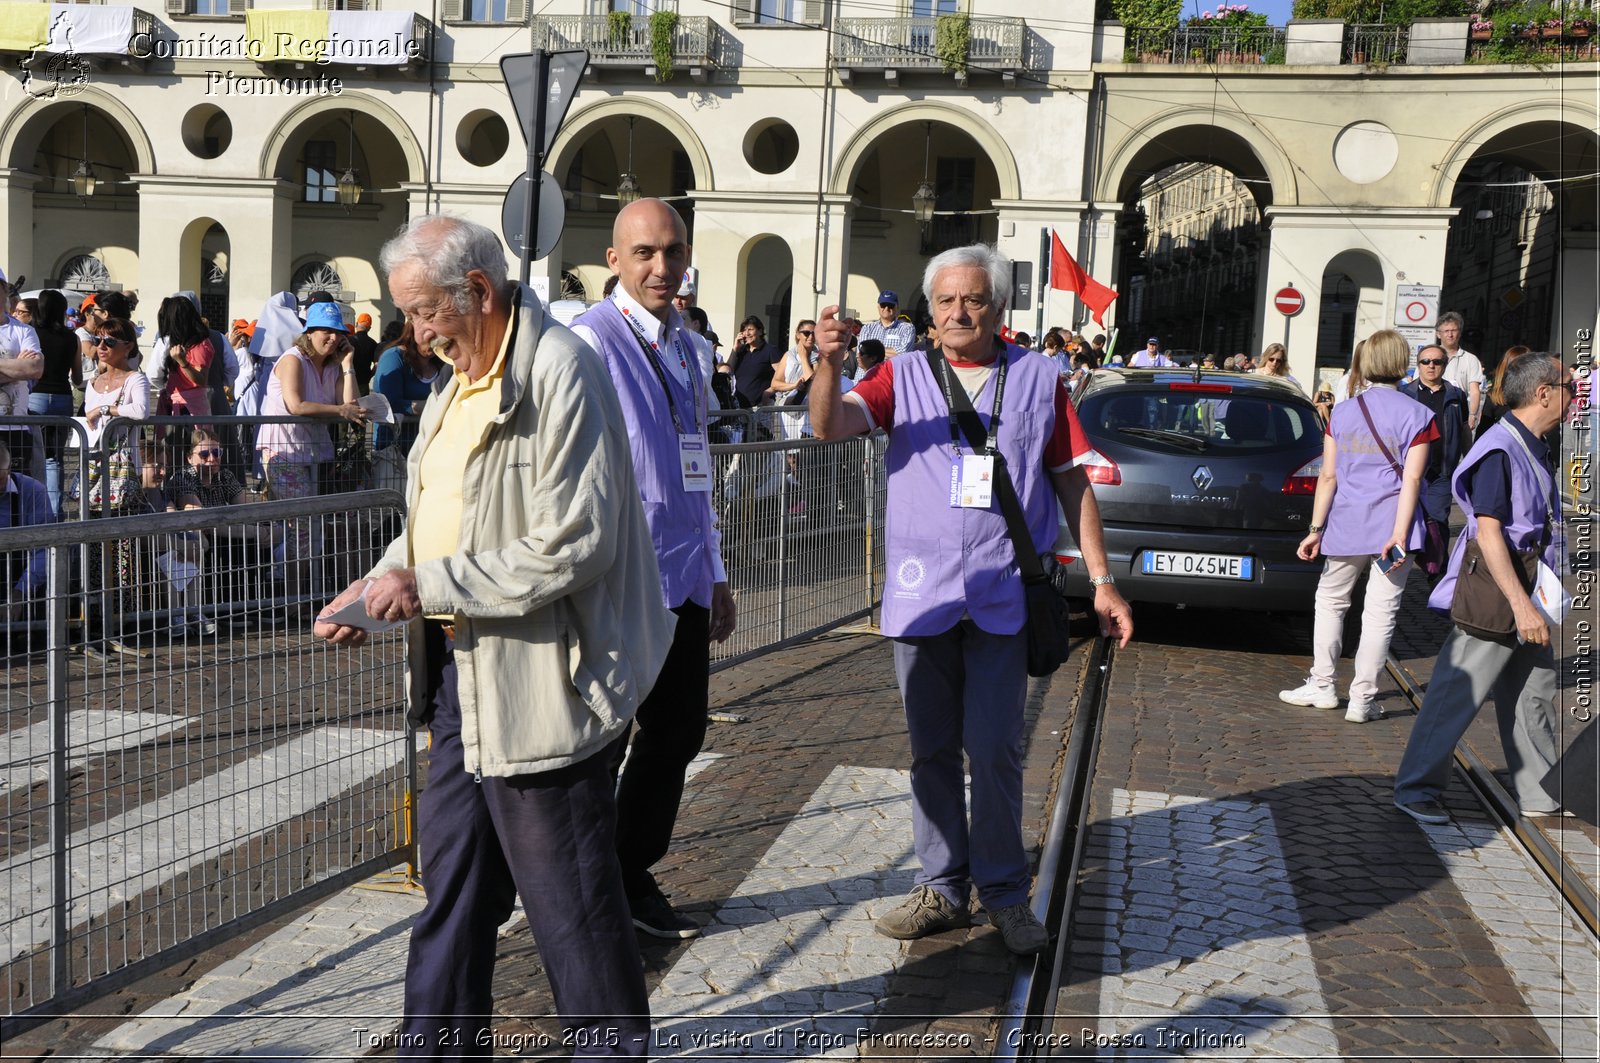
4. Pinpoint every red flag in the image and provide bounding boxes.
[1050,230,1118,326]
